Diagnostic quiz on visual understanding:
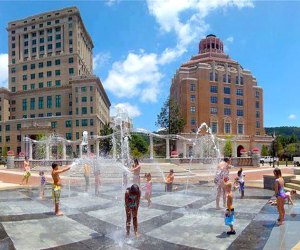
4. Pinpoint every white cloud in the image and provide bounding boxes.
[226,36,234,43]
[105,0,118,6]
[93,52,111,71]
[103,52,163,103]
[104,1,254,102]
[288,114,296,120]
[0,54,8,87]
[111,102,141,118]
